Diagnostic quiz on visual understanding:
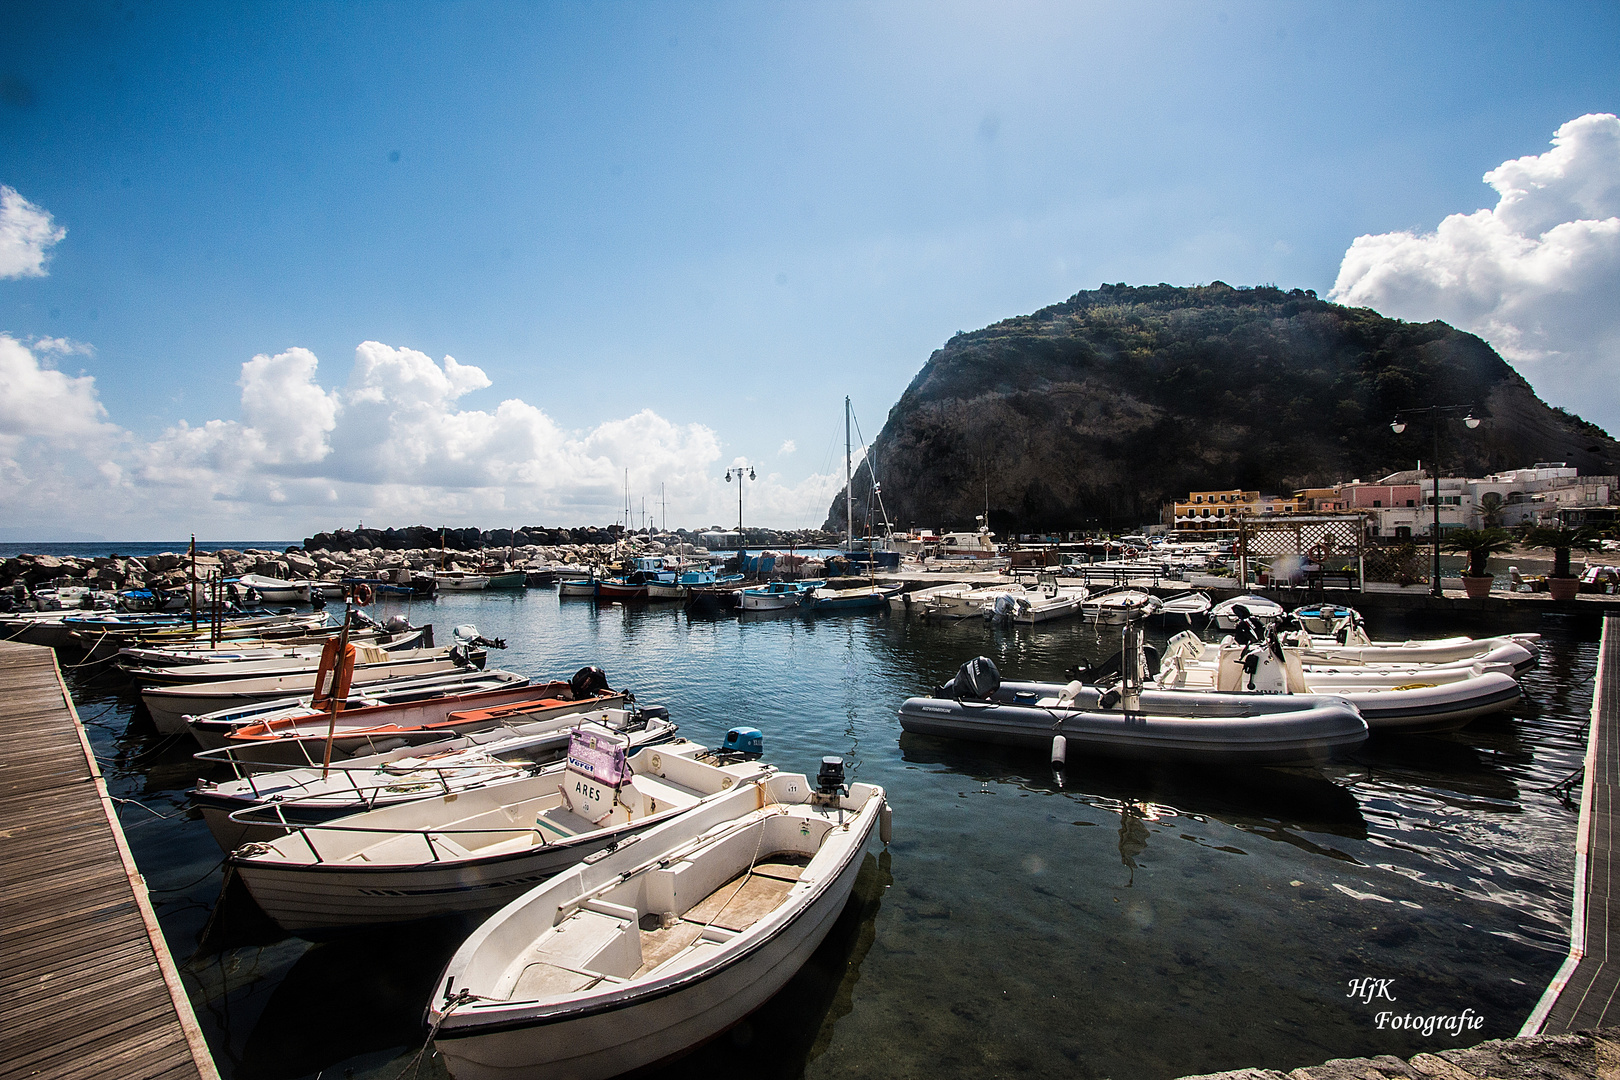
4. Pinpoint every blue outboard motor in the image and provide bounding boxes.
[721,726,764,758]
